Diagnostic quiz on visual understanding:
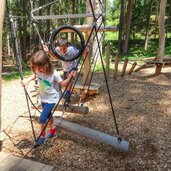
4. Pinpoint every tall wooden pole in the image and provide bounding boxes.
[105,45,111,80]
[0,0,6,151]
[155,0,167,75]
[83,32,91,85]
